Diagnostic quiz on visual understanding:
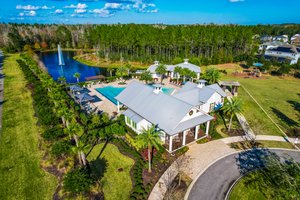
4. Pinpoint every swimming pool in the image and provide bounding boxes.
[96,86,125,105]
[96,85,174,105]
